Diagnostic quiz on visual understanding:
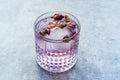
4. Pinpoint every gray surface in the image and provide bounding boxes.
[0,0,120,80]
